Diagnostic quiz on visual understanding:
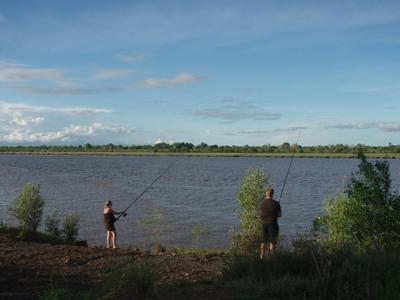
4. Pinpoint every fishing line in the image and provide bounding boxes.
[115,157,178,222]
[278,132,301,202]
